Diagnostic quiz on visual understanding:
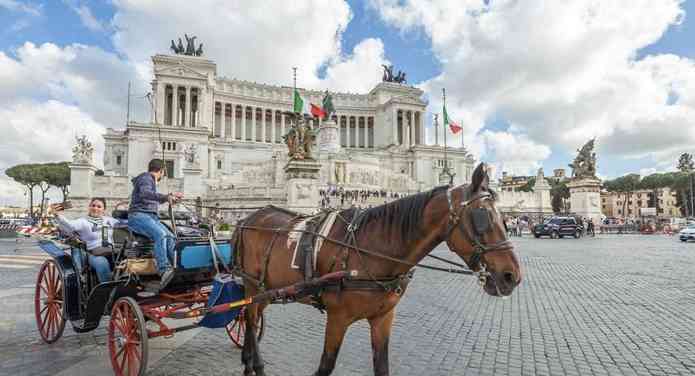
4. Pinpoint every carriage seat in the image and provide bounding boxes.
[112,210,154,246]
[112,223,154,259]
